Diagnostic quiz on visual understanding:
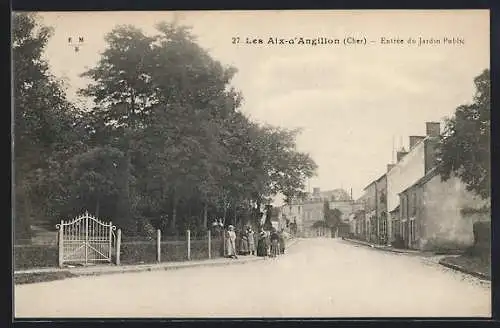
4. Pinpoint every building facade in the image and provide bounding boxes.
[353,173,388,244]
[281,188,362,237]
[386,122,440,244]
[353,120,489,251]
[399,168,490,250]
